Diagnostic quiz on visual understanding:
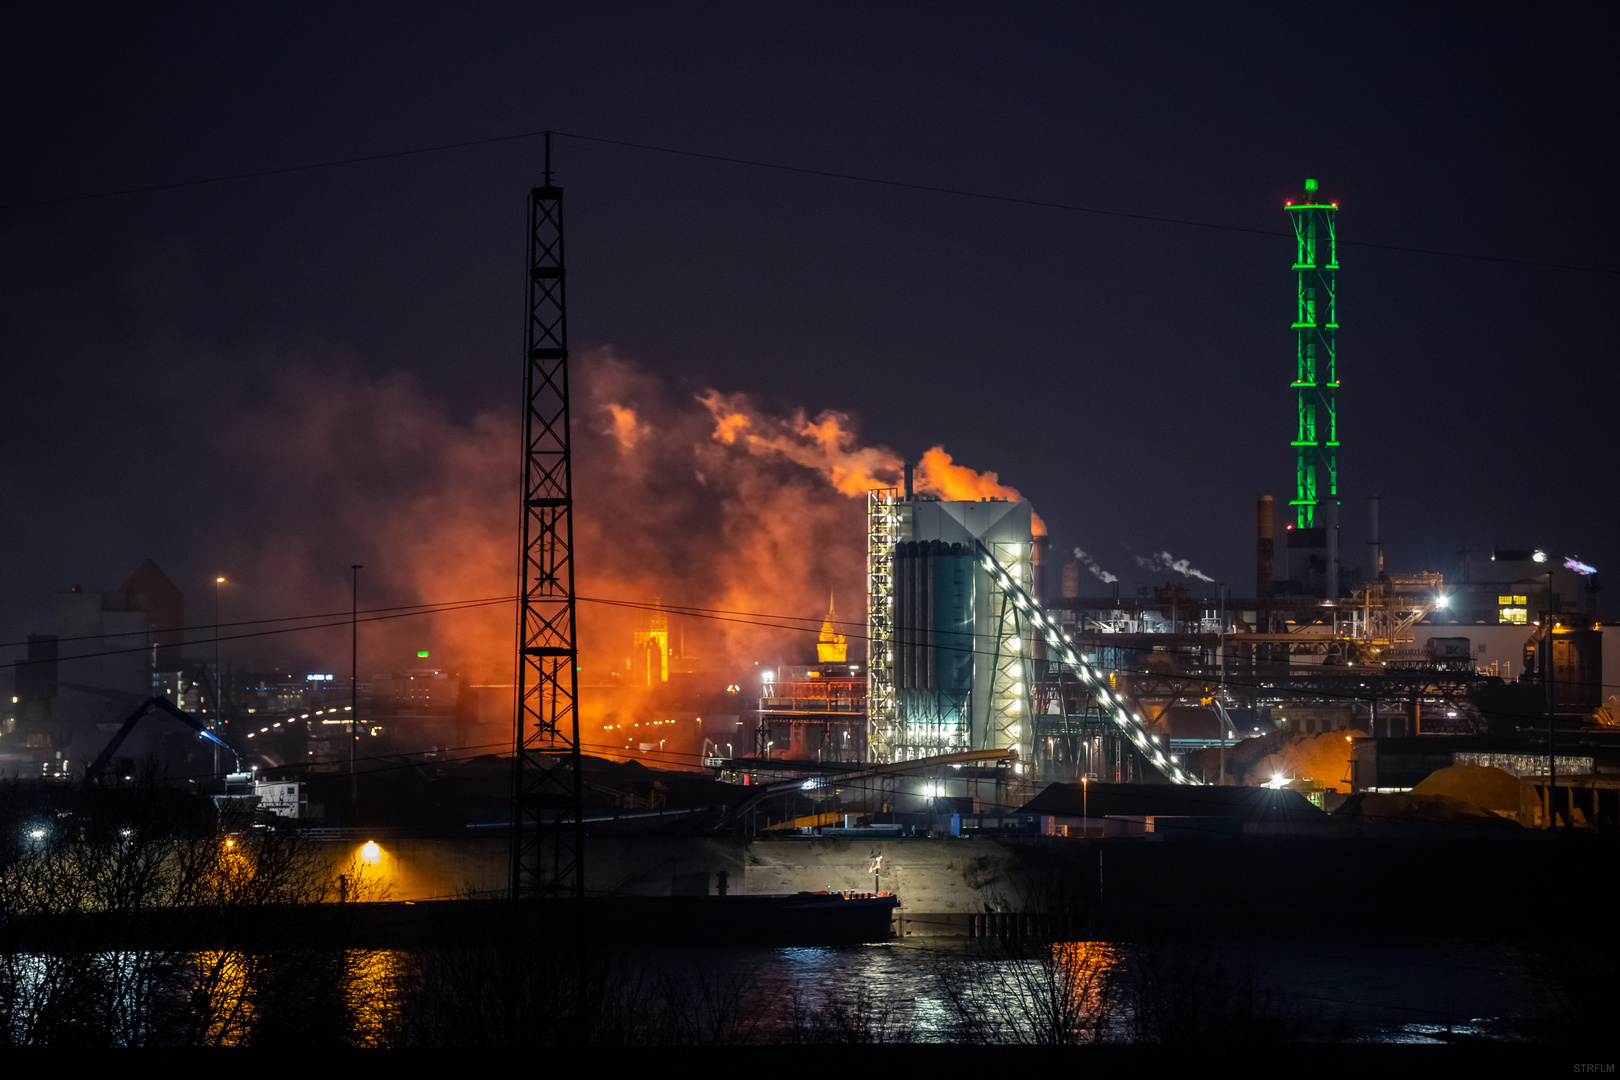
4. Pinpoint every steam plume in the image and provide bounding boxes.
[1133,550,1215,583]
[1073,547,1118,584]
